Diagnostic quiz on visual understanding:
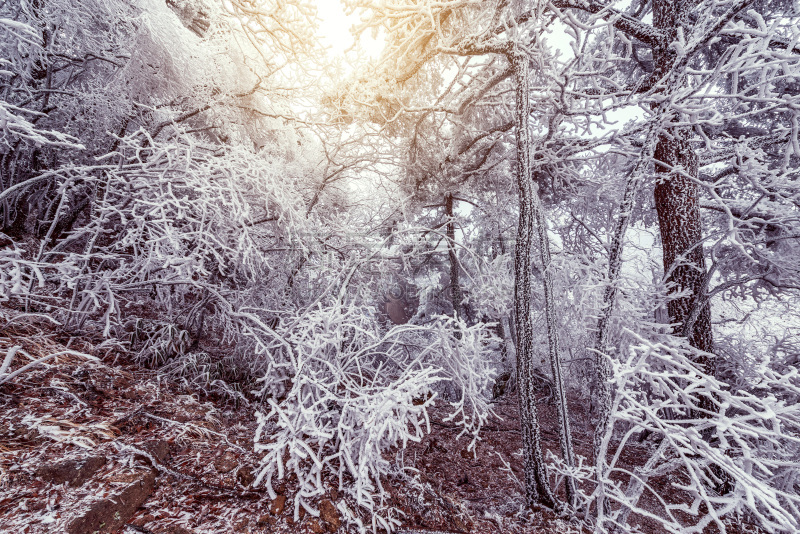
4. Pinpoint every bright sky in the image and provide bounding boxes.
[316,1,354,55]
[315,1,383,59]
